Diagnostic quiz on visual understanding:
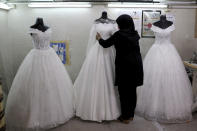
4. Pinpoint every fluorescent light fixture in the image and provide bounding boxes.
[0,3,13,10]
[28,2,92,8]
[30,0,54,1]
[108,3,167,8]
[160,1,196,5]
[169,5,197,9]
